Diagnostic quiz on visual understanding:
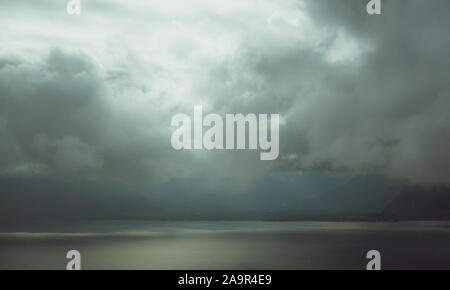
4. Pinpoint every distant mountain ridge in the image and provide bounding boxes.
[1,174,450,225]
[383,185,450,219]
